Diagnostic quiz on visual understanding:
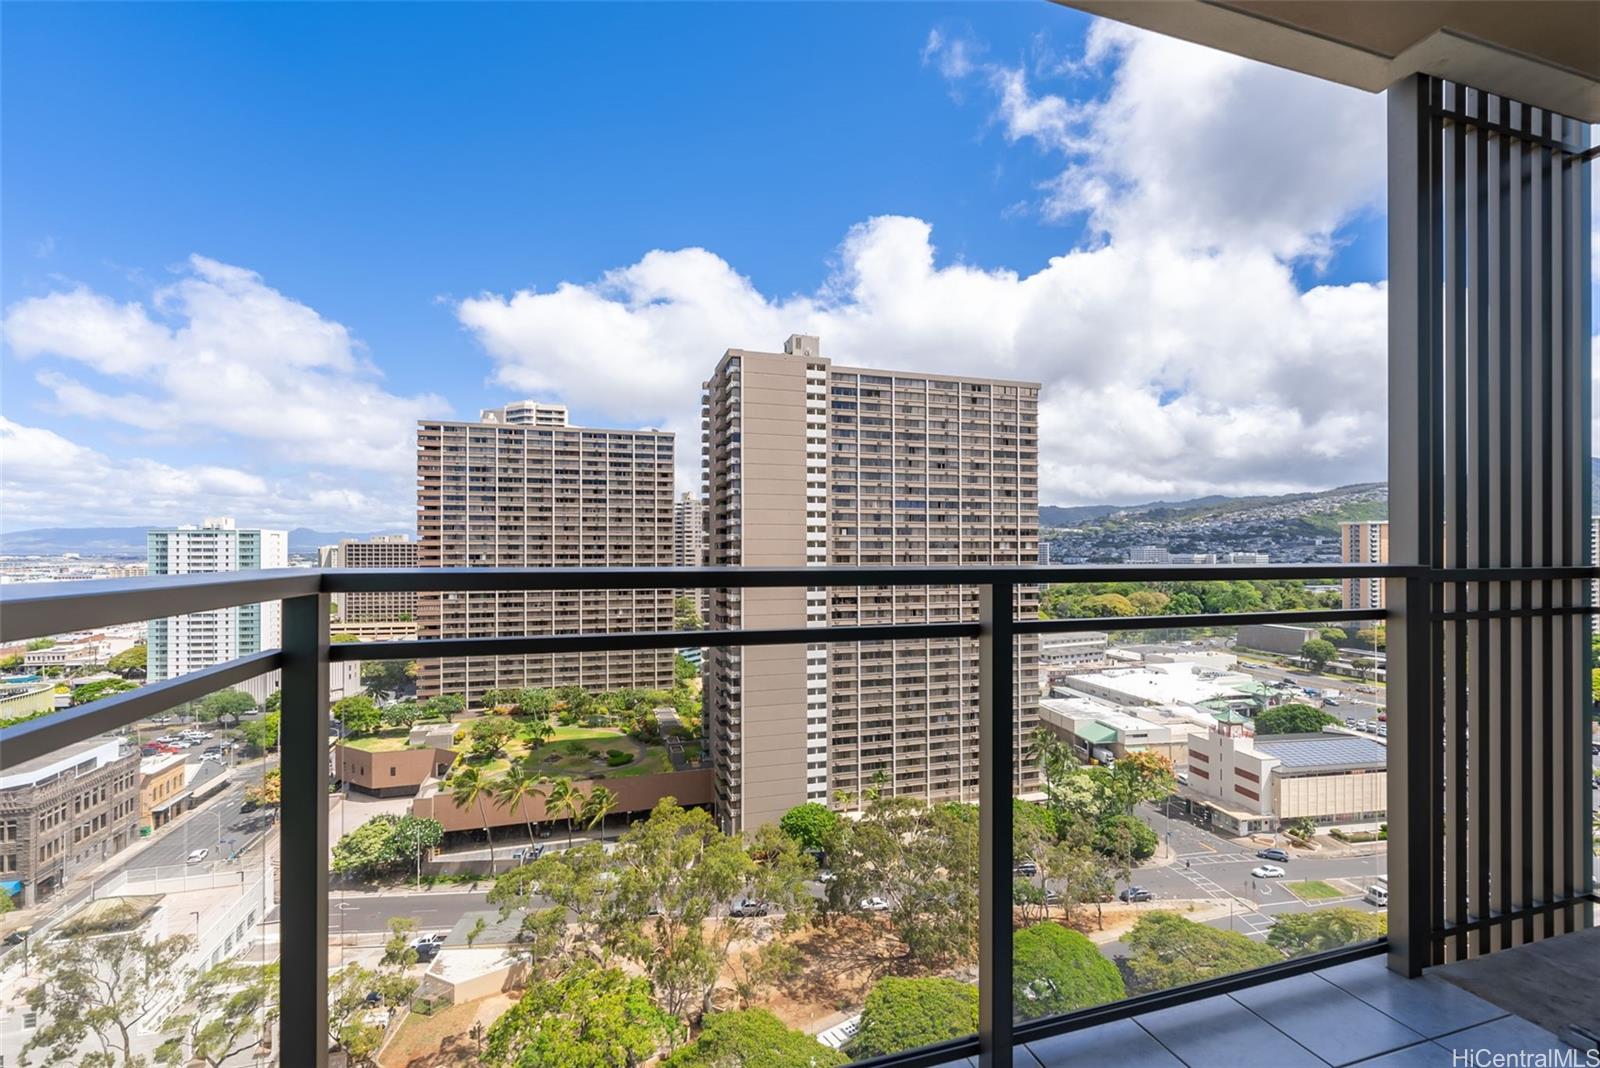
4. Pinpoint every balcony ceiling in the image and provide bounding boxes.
[1059,0,1600,121]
